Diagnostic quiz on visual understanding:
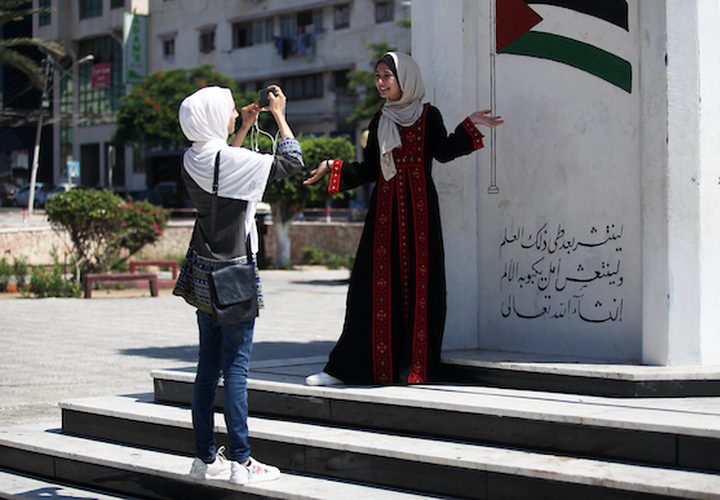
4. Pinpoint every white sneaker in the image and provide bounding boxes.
[189,446,231,480]
[305,371,344,386]
[230,457,281,484]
